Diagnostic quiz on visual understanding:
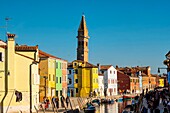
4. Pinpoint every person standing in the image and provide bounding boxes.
[55,96,59,109]
[60,95,65,107]
[66,96,69,108]
[51,96,56,111]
